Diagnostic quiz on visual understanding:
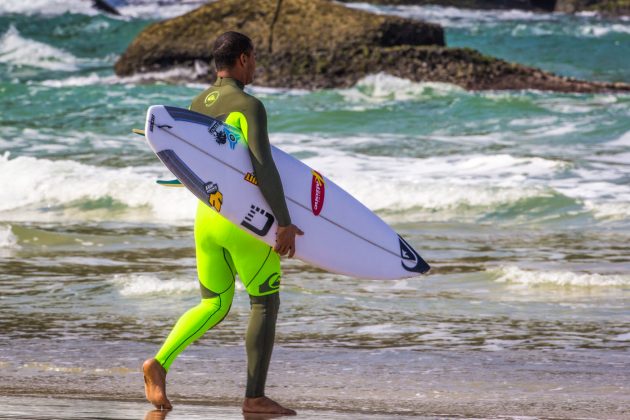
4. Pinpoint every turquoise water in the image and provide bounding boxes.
[0,1,629,417]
